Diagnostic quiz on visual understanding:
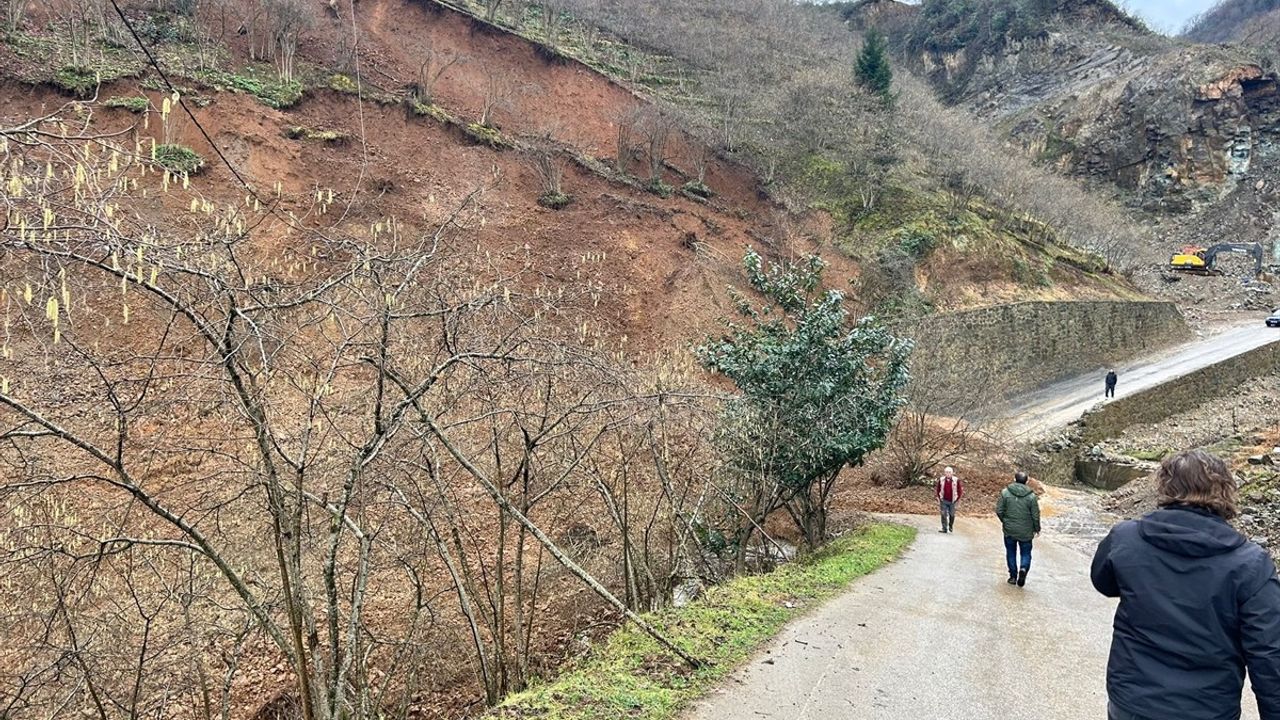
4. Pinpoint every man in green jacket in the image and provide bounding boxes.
[996,471,1041,587]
